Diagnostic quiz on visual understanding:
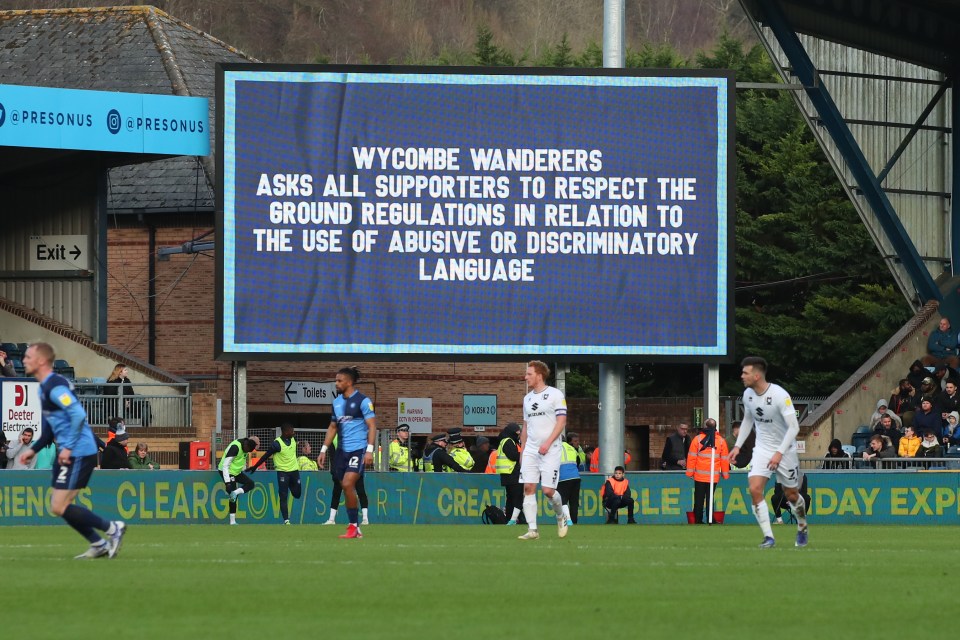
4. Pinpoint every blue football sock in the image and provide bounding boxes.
[62,504,109,544]
[347,508,359,525]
